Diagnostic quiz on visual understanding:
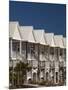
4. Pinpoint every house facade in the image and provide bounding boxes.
[9,21,66,87]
